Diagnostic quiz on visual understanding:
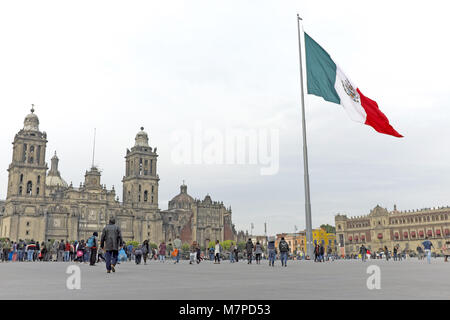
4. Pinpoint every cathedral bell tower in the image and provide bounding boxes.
[122,127,159,208]
[7,106,48,199]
